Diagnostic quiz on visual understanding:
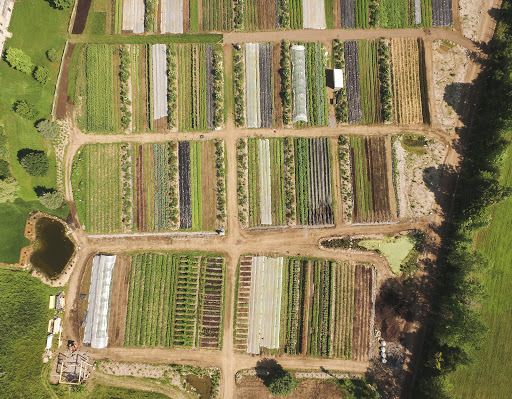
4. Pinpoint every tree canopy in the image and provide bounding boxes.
[0,178,19,203]
[5,48,33,74]
[36,120,60,140]
[267,370,297,396]
[46,48,58,62]
[33,66,50,85]
[39,190,64,209]
[19,151,49,177]
[52,0,73,9]
[13,100,37,120]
